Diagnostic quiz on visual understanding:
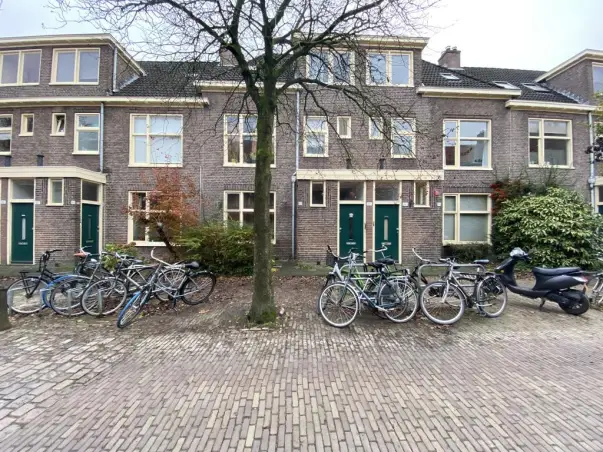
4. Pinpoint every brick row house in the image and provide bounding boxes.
[0,33,599,264]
